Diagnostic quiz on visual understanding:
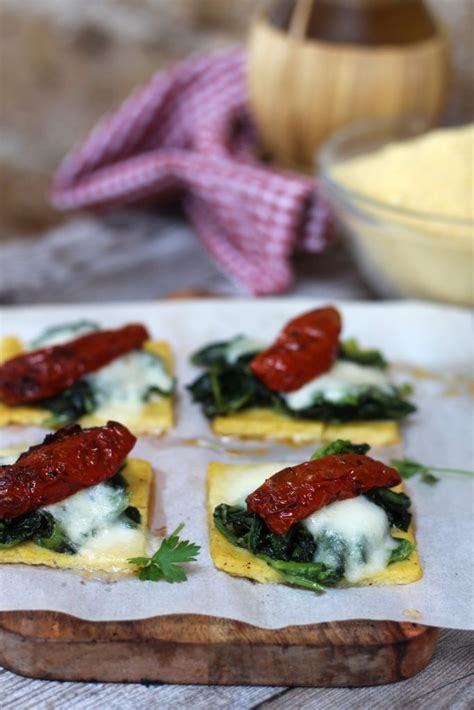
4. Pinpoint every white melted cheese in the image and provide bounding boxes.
[29,321,99,349]
[44,482,129,547]
[0,453,19,465]
[283,360,391,410]
[303,497,397,583]
[226,465,277,508]
[226,336,265,364]
[87,350,173,417]
[77,524,143,563]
